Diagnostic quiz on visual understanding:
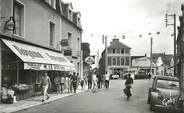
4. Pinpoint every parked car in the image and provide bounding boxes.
[147,75,183,112]
[111,74,120,79]
[134,74,149,79]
